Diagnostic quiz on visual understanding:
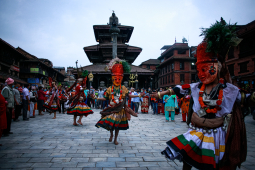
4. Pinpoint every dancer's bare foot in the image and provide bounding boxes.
[52,117,56,119]
[114,140,119,145]
[73,123,78,126]
[77,121,83,125]
[109,135,113,142]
